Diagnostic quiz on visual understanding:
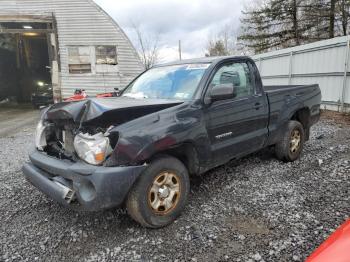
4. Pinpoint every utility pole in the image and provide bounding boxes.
[178,40,182,60]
